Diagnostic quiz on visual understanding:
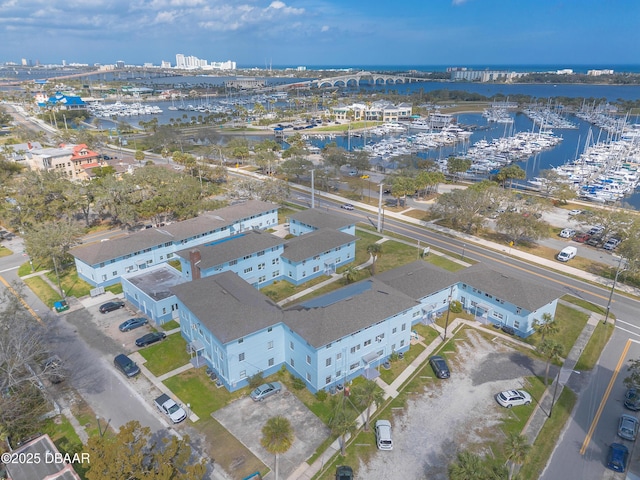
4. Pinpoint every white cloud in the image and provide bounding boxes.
[321,25,329,32]
[452,0,469,5]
